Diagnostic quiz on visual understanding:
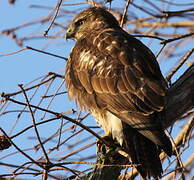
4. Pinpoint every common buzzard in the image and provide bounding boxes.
[65,7,172,179]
